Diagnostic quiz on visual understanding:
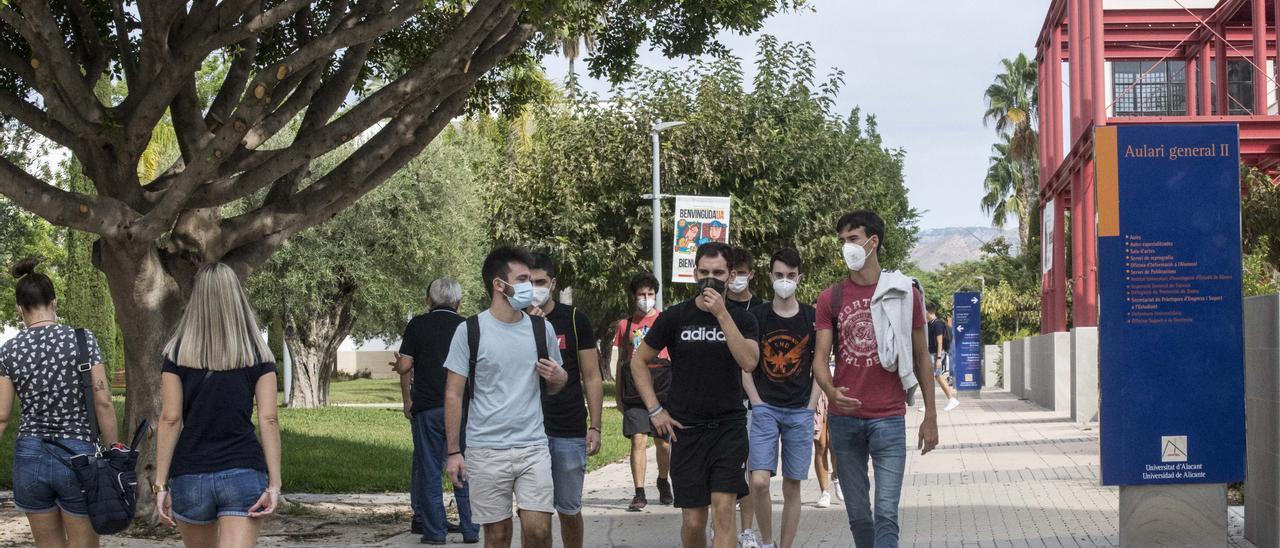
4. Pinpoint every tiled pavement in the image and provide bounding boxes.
[449,388,1253,547]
